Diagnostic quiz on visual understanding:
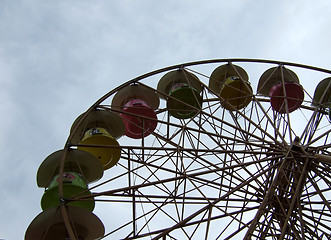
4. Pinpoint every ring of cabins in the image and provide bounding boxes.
[26,63,331,239]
